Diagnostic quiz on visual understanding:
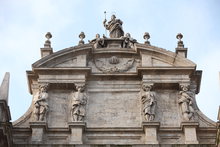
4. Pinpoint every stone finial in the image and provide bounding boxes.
[78,32,85,45]
[41,32,53,58]
[175,33,187,58]
[0,72,10,104]
[176,33,184,48]
[44,32,52,48]
[143,32,150,45]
